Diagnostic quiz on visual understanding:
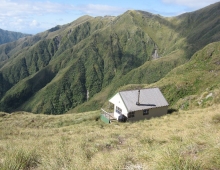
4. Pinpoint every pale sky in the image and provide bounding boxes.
[0,0,219,34]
